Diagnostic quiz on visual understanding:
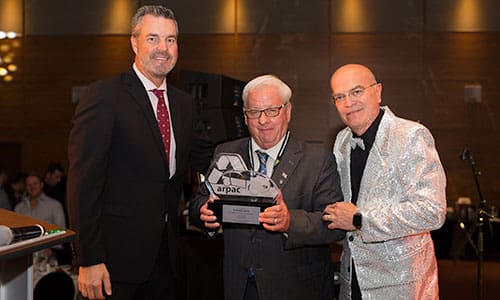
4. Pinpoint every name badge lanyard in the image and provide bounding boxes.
[248,131,290,172]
